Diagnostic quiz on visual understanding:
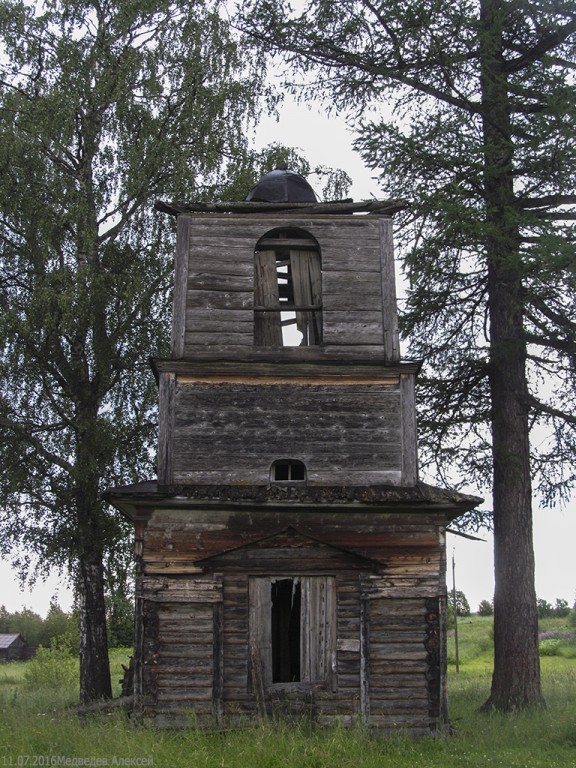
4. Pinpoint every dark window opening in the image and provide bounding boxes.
[249,576,336,689]
[271,459,306,482]
[271,578,301,683]
[254,228,322,347]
